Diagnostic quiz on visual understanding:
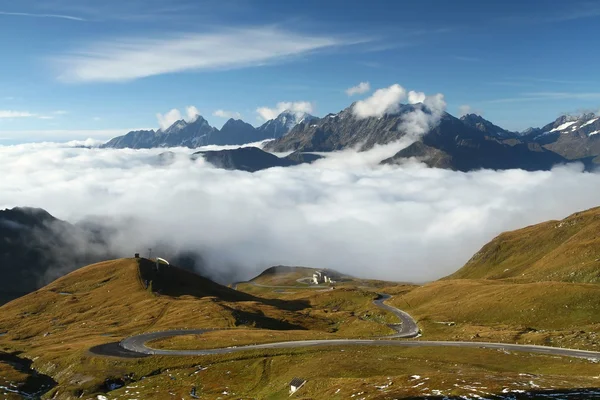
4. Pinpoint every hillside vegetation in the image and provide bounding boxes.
[385,206,600,351]
[448,207,600,283]
[0,258,399,398]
